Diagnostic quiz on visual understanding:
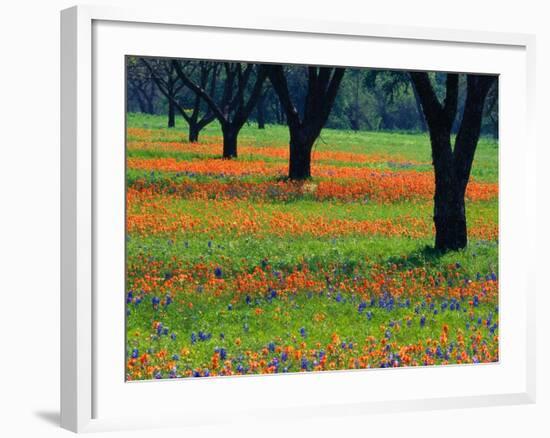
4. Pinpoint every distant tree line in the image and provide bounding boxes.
[127,57,498,139]
[127,56,498,251]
